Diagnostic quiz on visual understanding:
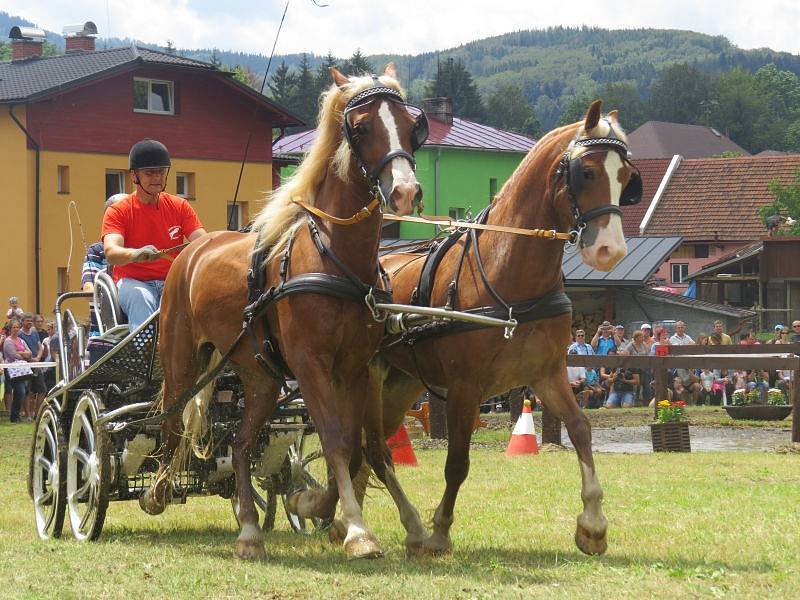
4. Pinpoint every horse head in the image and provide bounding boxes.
[555,100,640,271]
[331,63,425,217]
